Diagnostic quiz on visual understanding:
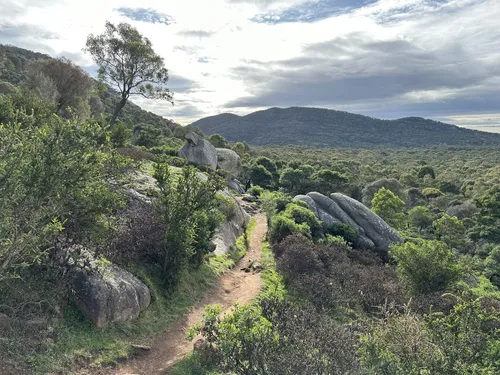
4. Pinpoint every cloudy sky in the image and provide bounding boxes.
[1,0,499,132]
